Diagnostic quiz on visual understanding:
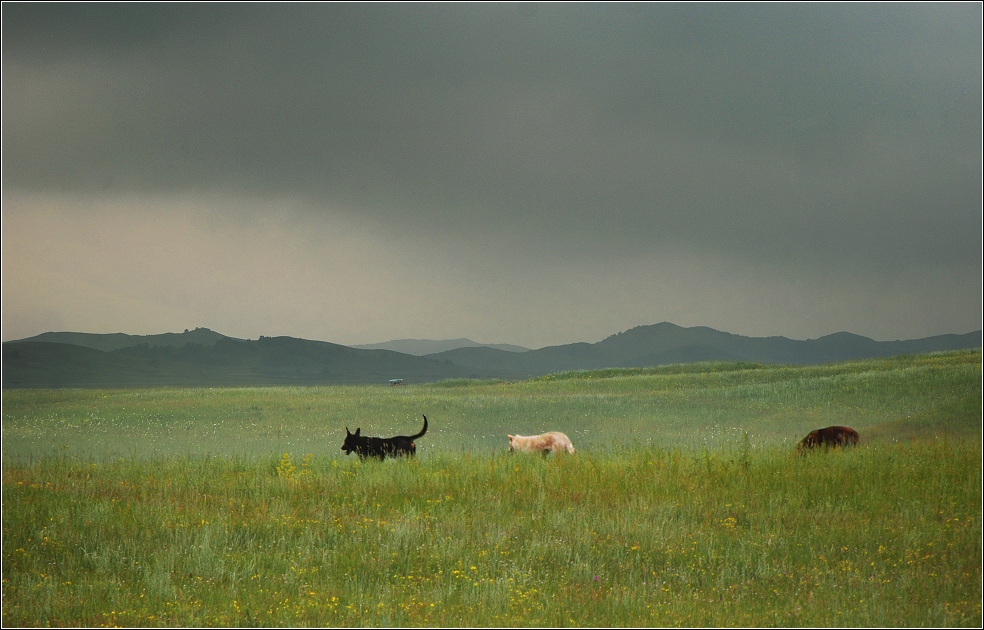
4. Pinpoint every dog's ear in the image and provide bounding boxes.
[354,428,361,436]
[346,427,351,436]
